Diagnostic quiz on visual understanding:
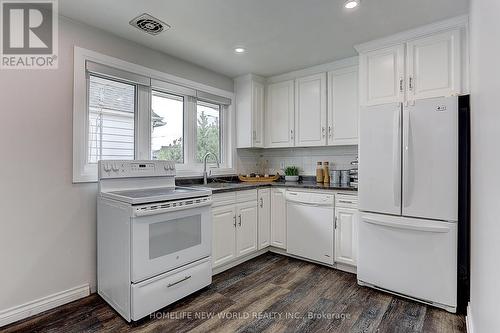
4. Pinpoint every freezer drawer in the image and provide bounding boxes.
[131,258,212,321]
[358,213,457,310]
